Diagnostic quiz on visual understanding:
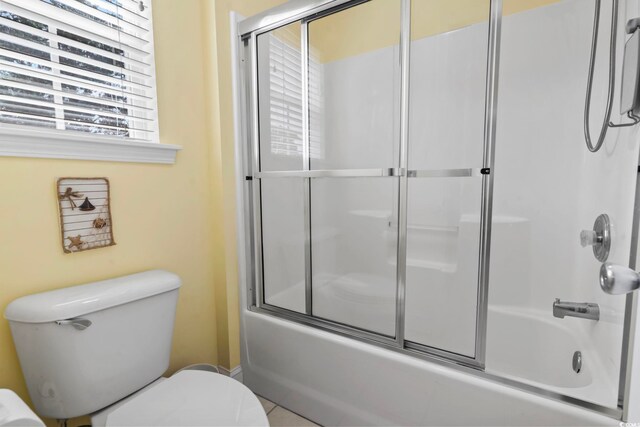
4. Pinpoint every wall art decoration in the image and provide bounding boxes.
[57,177,115,253]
